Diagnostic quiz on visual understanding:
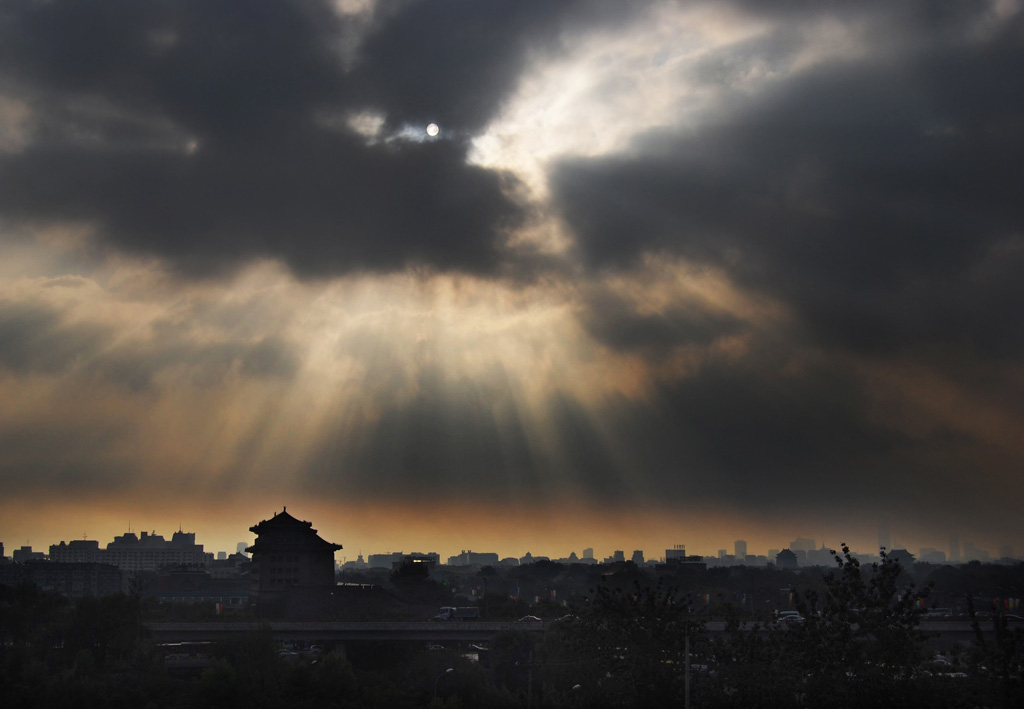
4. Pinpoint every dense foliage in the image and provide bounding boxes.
[2,553,1023,707]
